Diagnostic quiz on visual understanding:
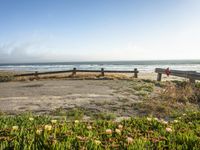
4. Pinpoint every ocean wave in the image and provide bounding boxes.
[0,63,200,73]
